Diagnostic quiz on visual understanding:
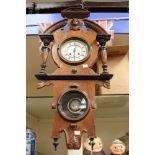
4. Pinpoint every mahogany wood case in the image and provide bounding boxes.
[35,7,113,150]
